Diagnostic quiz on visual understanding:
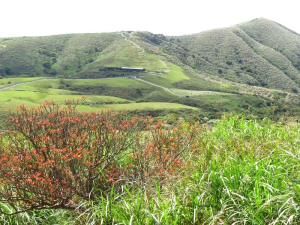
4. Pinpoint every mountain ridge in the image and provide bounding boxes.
[1,18,300,95]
